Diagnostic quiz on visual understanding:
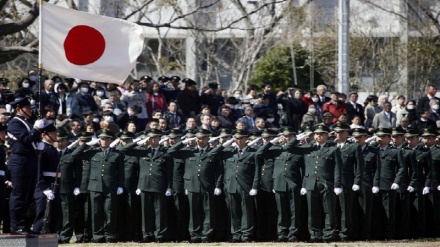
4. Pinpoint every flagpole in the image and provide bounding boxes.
[38,0,43,118]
